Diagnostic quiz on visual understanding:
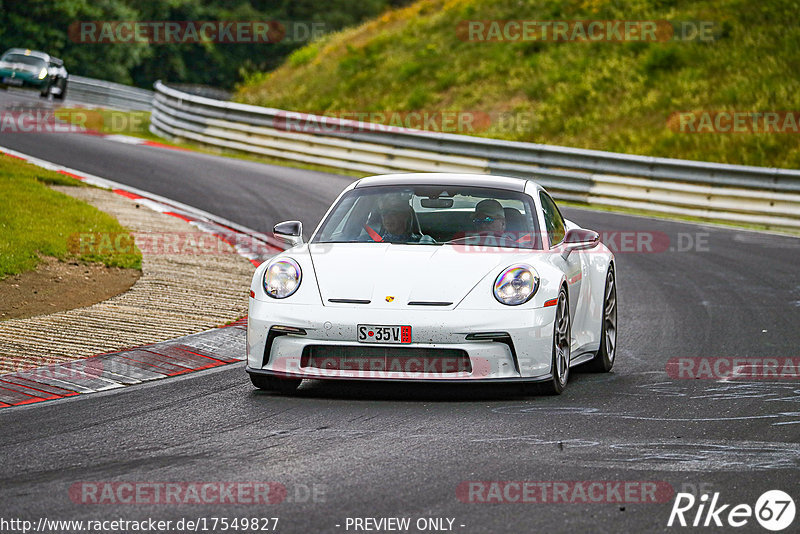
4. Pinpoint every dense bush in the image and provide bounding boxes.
[235,0,800,168]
